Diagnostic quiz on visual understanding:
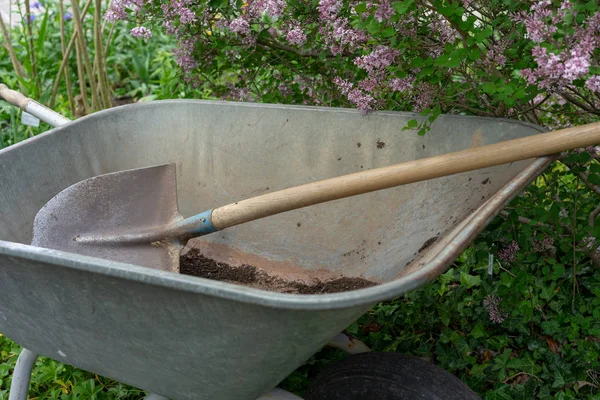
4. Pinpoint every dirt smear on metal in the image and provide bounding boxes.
[180,248,378,294]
